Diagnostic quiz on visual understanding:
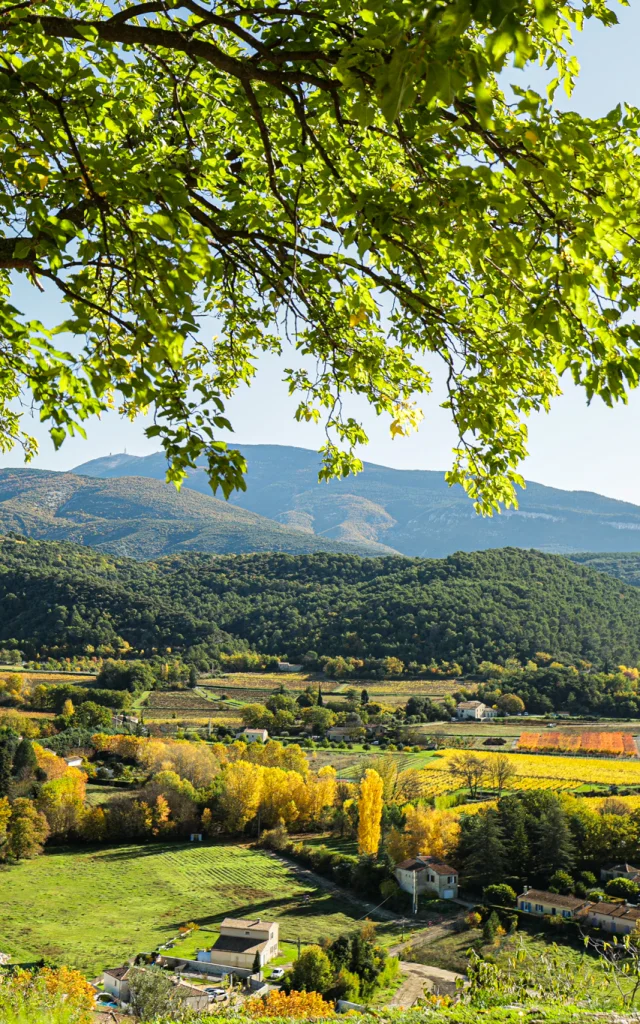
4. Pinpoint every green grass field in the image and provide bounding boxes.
[0,842,385,978]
